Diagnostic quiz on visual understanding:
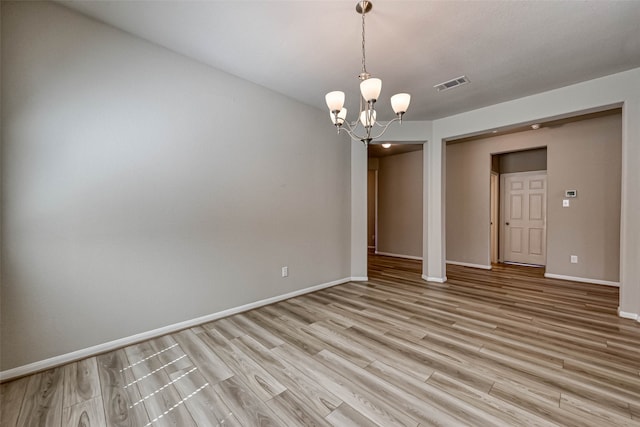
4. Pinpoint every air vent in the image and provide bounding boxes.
[434,76,470,92]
